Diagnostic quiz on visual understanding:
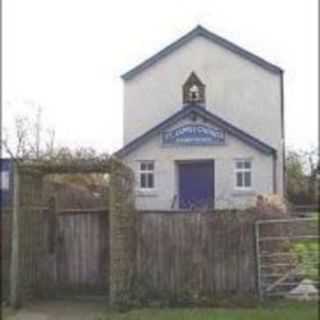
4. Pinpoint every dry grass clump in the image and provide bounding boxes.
[255,193,289,219]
